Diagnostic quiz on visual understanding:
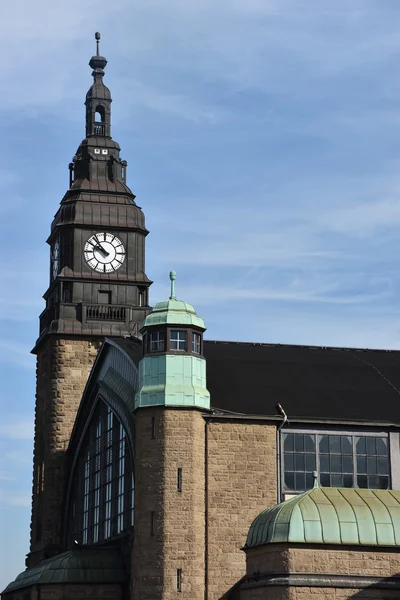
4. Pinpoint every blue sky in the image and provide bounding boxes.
[2,0,400,589]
